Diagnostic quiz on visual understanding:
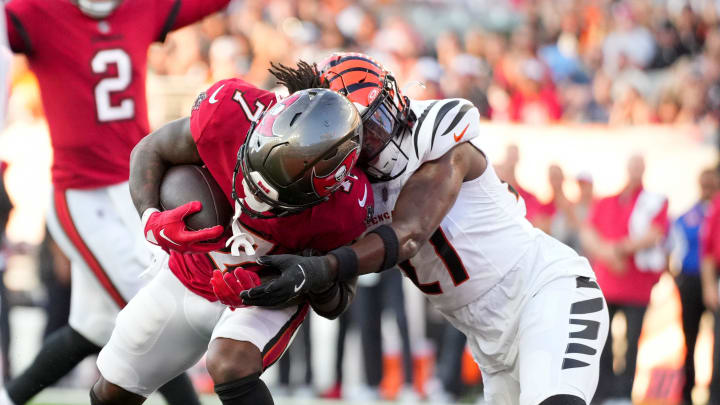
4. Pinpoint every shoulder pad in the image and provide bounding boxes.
[410,98,481,163]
